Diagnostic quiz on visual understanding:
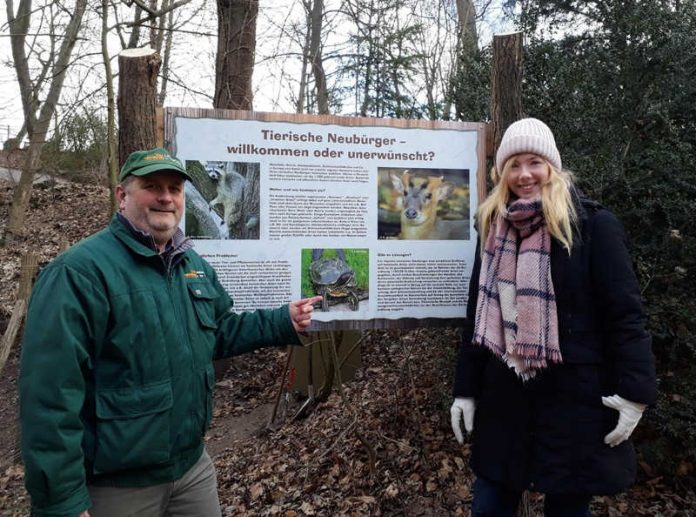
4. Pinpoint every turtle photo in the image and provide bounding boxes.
[309,256,360,312]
